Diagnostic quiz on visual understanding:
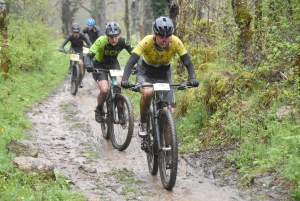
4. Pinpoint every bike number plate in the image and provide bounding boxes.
[110,70,123,76]
[153,83,170,91]
[83,47,89,54]
[70,54,79,61]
